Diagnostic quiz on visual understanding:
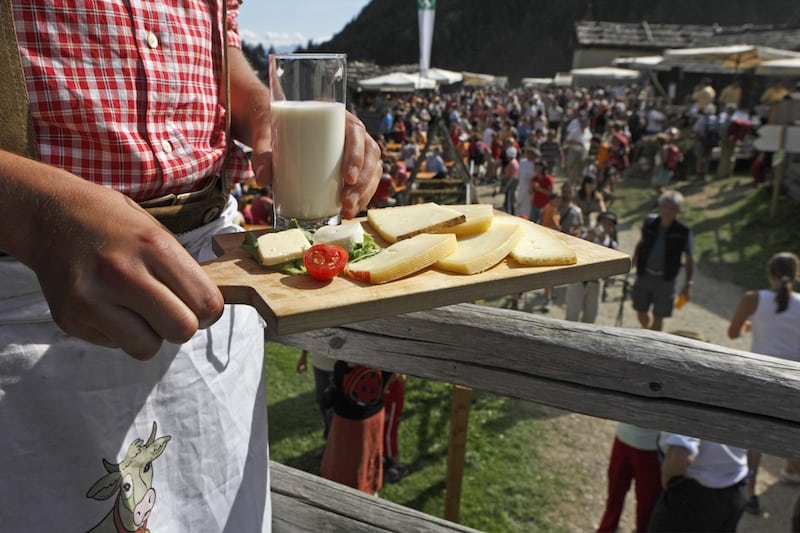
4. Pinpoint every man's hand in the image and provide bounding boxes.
[228,47,381,220]
[250,112,381,220]
[3,154,224,360]
[340,113,382,218]
[296,350,309,374]
[661,445,692,488]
